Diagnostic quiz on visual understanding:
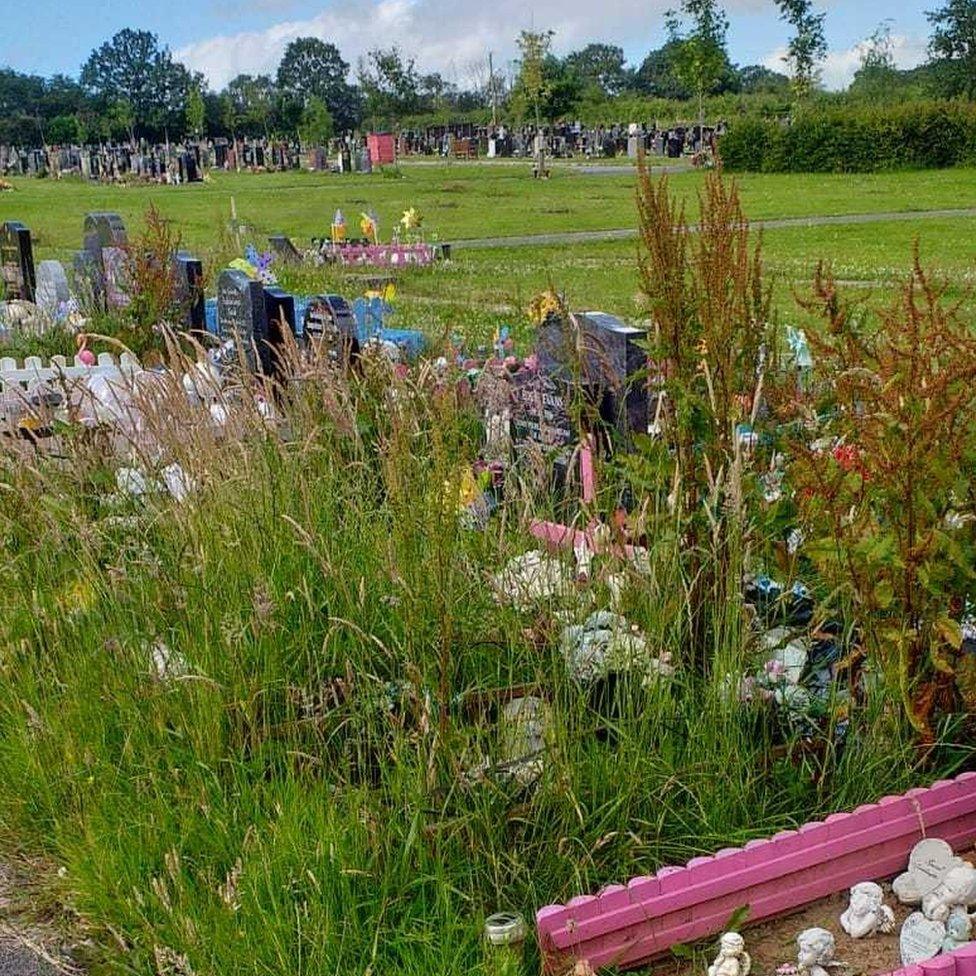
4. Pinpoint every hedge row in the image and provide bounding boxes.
[719,100,976,172]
